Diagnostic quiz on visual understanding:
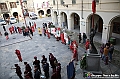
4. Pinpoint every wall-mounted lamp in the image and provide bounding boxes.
[62,2,68,8]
